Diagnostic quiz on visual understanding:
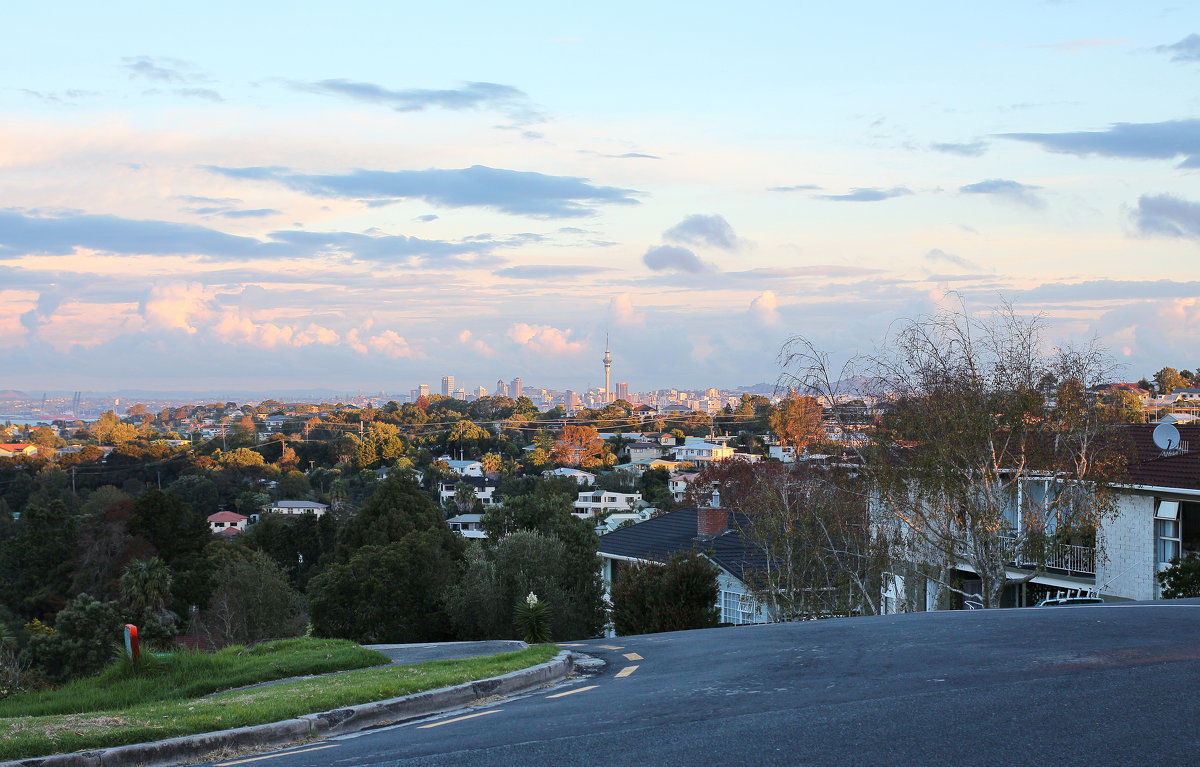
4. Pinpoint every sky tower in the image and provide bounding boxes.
[603,336,612,401]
